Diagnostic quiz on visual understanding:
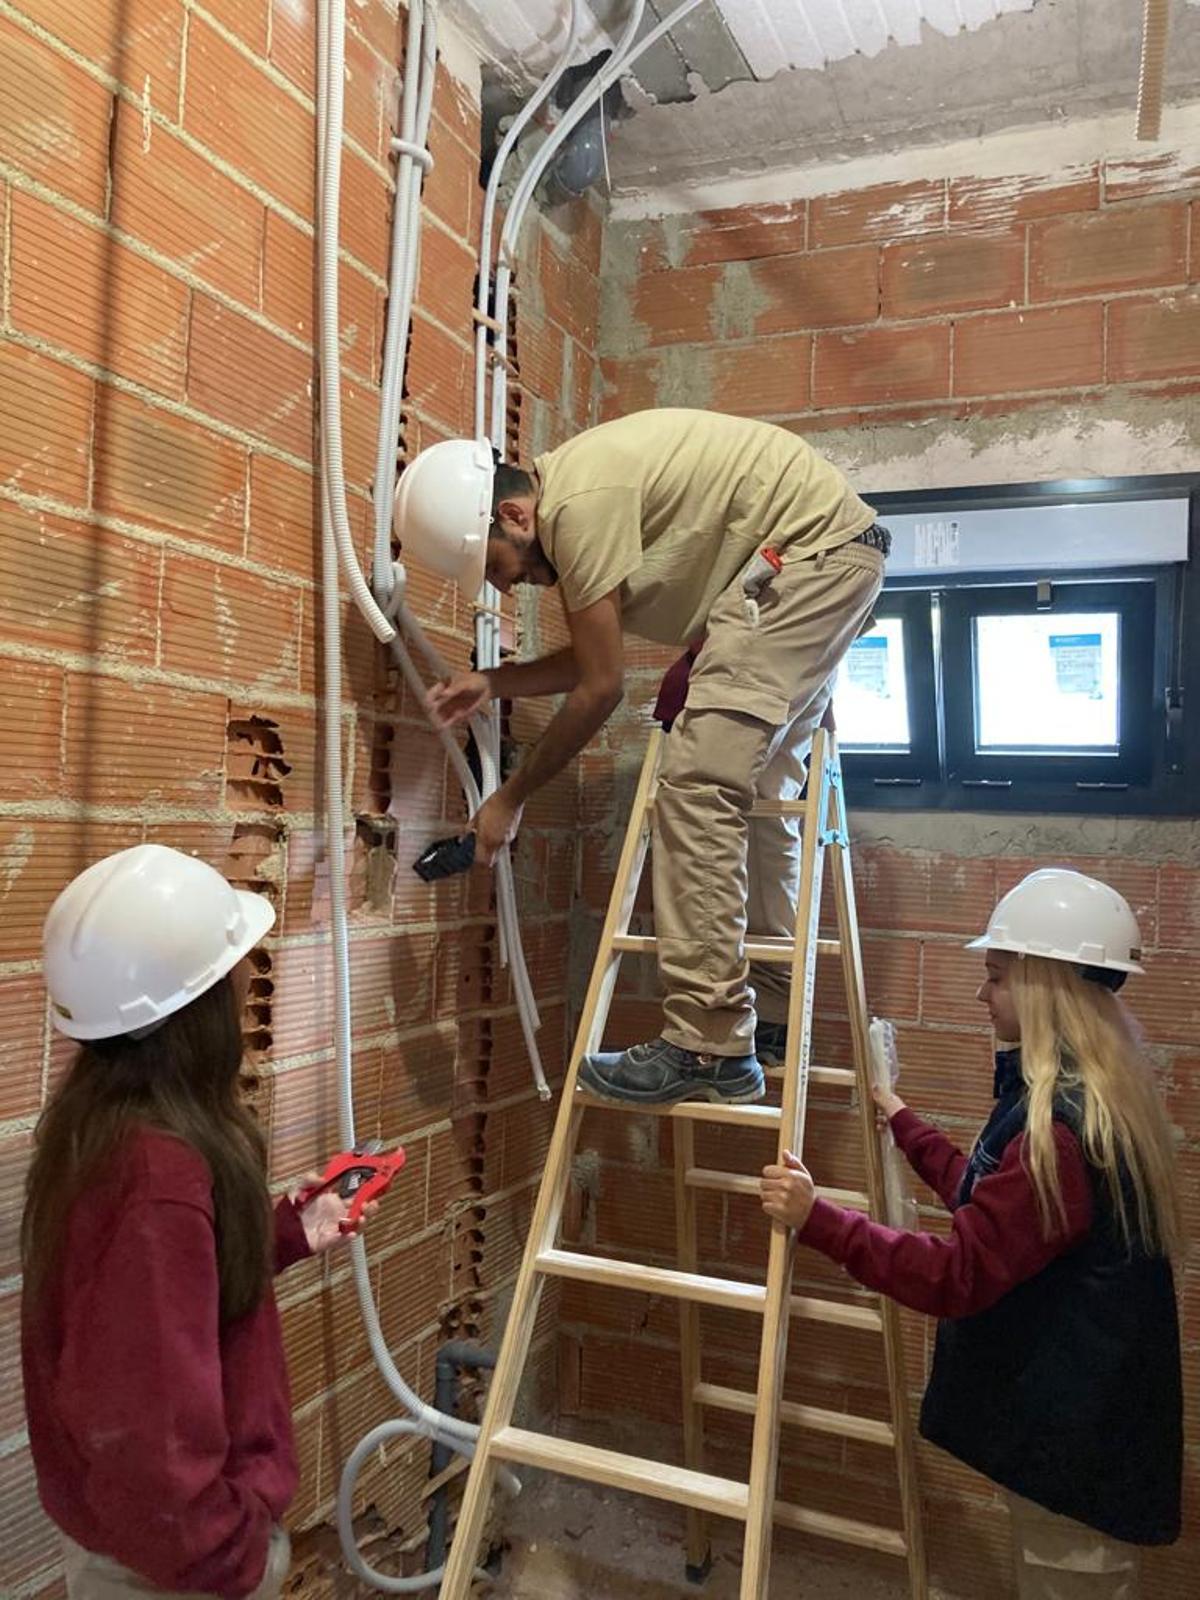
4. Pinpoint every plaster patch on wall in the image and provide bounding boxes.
[811,393,1200,495]
[853,811,1200,866]
[713,259,772,340]
[611,102,1200,220]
